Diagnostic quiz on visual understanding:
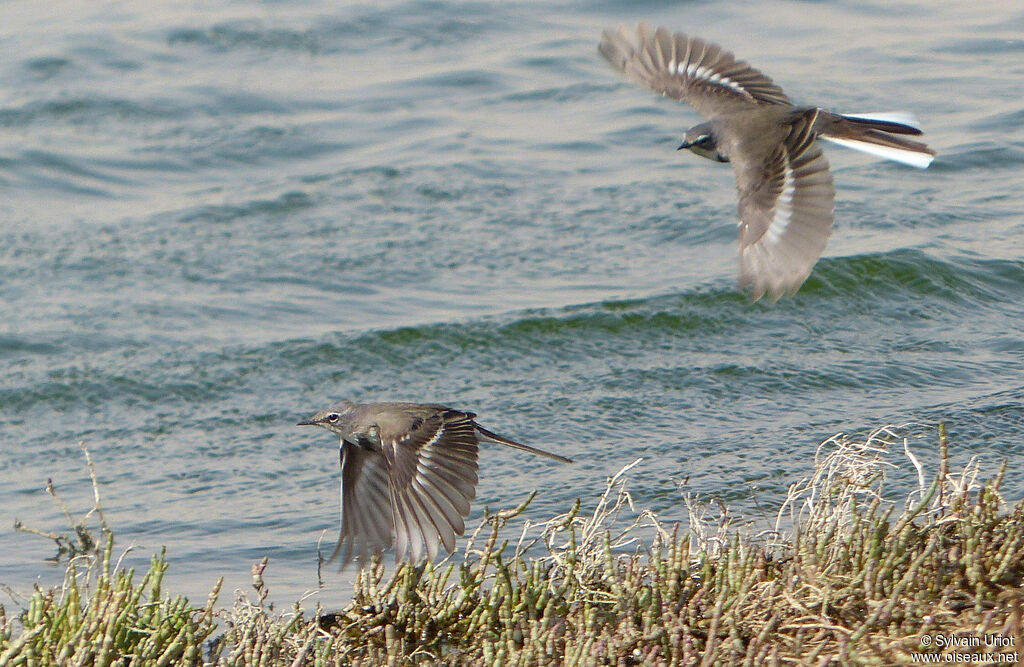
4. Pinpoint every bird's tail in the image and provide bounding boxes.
[813,110,936,168]
[475,425,573,463]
